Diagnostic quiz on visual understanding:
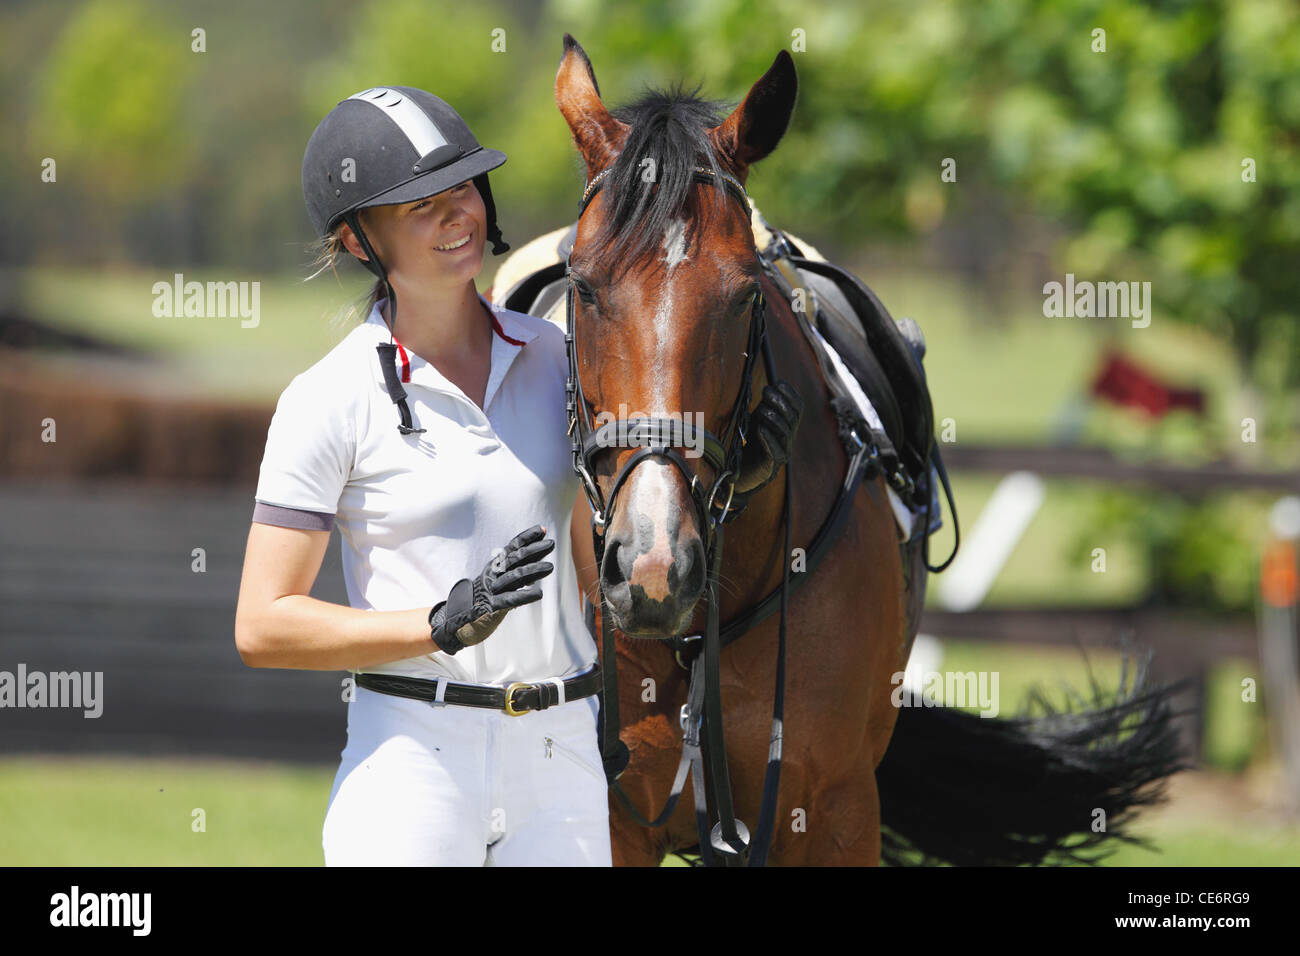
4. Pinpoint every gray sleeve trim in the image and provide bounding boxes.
[252,502,335,532]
